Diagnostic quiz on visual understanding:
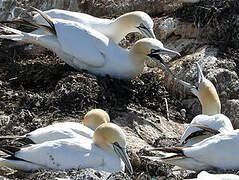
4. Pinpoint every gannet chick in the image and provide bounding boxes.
[0,8,180,79]
[0,109,110,145]
[149,129,239,171]
[32,9,156,43]
[178,62,233,146]
[0,123,133,174]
